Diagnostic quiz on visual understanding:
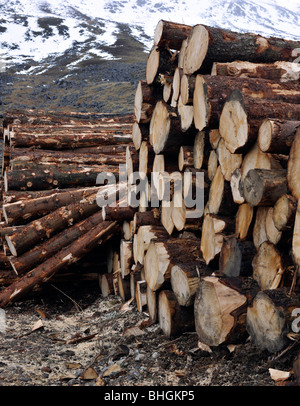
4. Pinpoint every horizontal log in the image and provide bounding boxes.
[153,20,192,50]
[0,221,118,307]
[258,119,300,154]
